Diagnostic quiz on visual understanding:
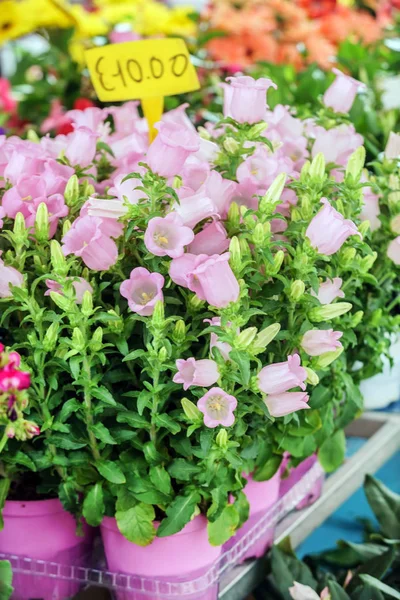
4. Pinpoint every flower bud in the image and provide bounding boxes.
[227,202,240,229]
[259,173,287,214]
[314,347,344,369]
[189,295,205,310]
[172,320,186,344]
[248,121,268,138]
[152,301,165,328]
[291,207,302,222]
[345,146,365,182]
[50,291,72,312]
[252,223,265,247]
[216,428,228,449]
[309,153,325,182]
[300,195,312,219]
[181,398,202,421]
[198,126,211,140]
[300,160,310,180]
[81,180,95,198]
[64,175,80,207]
[34,202,49,242]
[13,212,28,245]
[229,236,241,274]
[370,308,382,327]
[309,302,352,322]
[358,220,370,237]
[63,220,72,236]
[390,214,400,234]
[236,327,258,350]
[304,366,319,386]
[173,175,183,189]
[158,346,168,362]
[289,280,305,302]
[272,250,285,274]
[90,327,103,352]
[340,247,356,268]
[360,252,377,272]
[106,309,124,333]
[72,328,85,351]
[351,311,363,328]
[223,137,240,154]
[81,291,93,317]
[252,323,281,354]
[50,240,68,277]
[26,129,40,143]
[43,322,59,352]
[389,191,400,208]
[239,237,251,258]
